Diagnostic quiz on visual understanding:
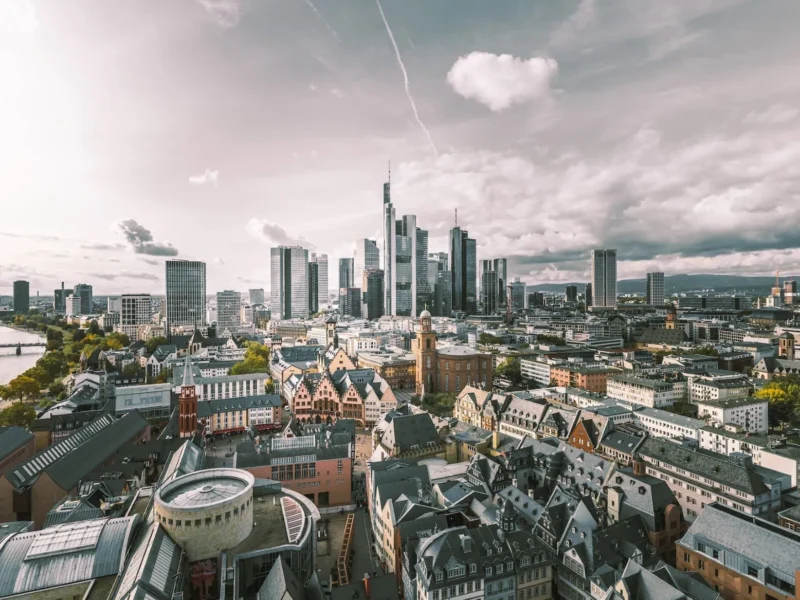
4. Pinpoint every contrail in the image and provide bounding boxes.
[304,0,340,42]
[375,0,438,156]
